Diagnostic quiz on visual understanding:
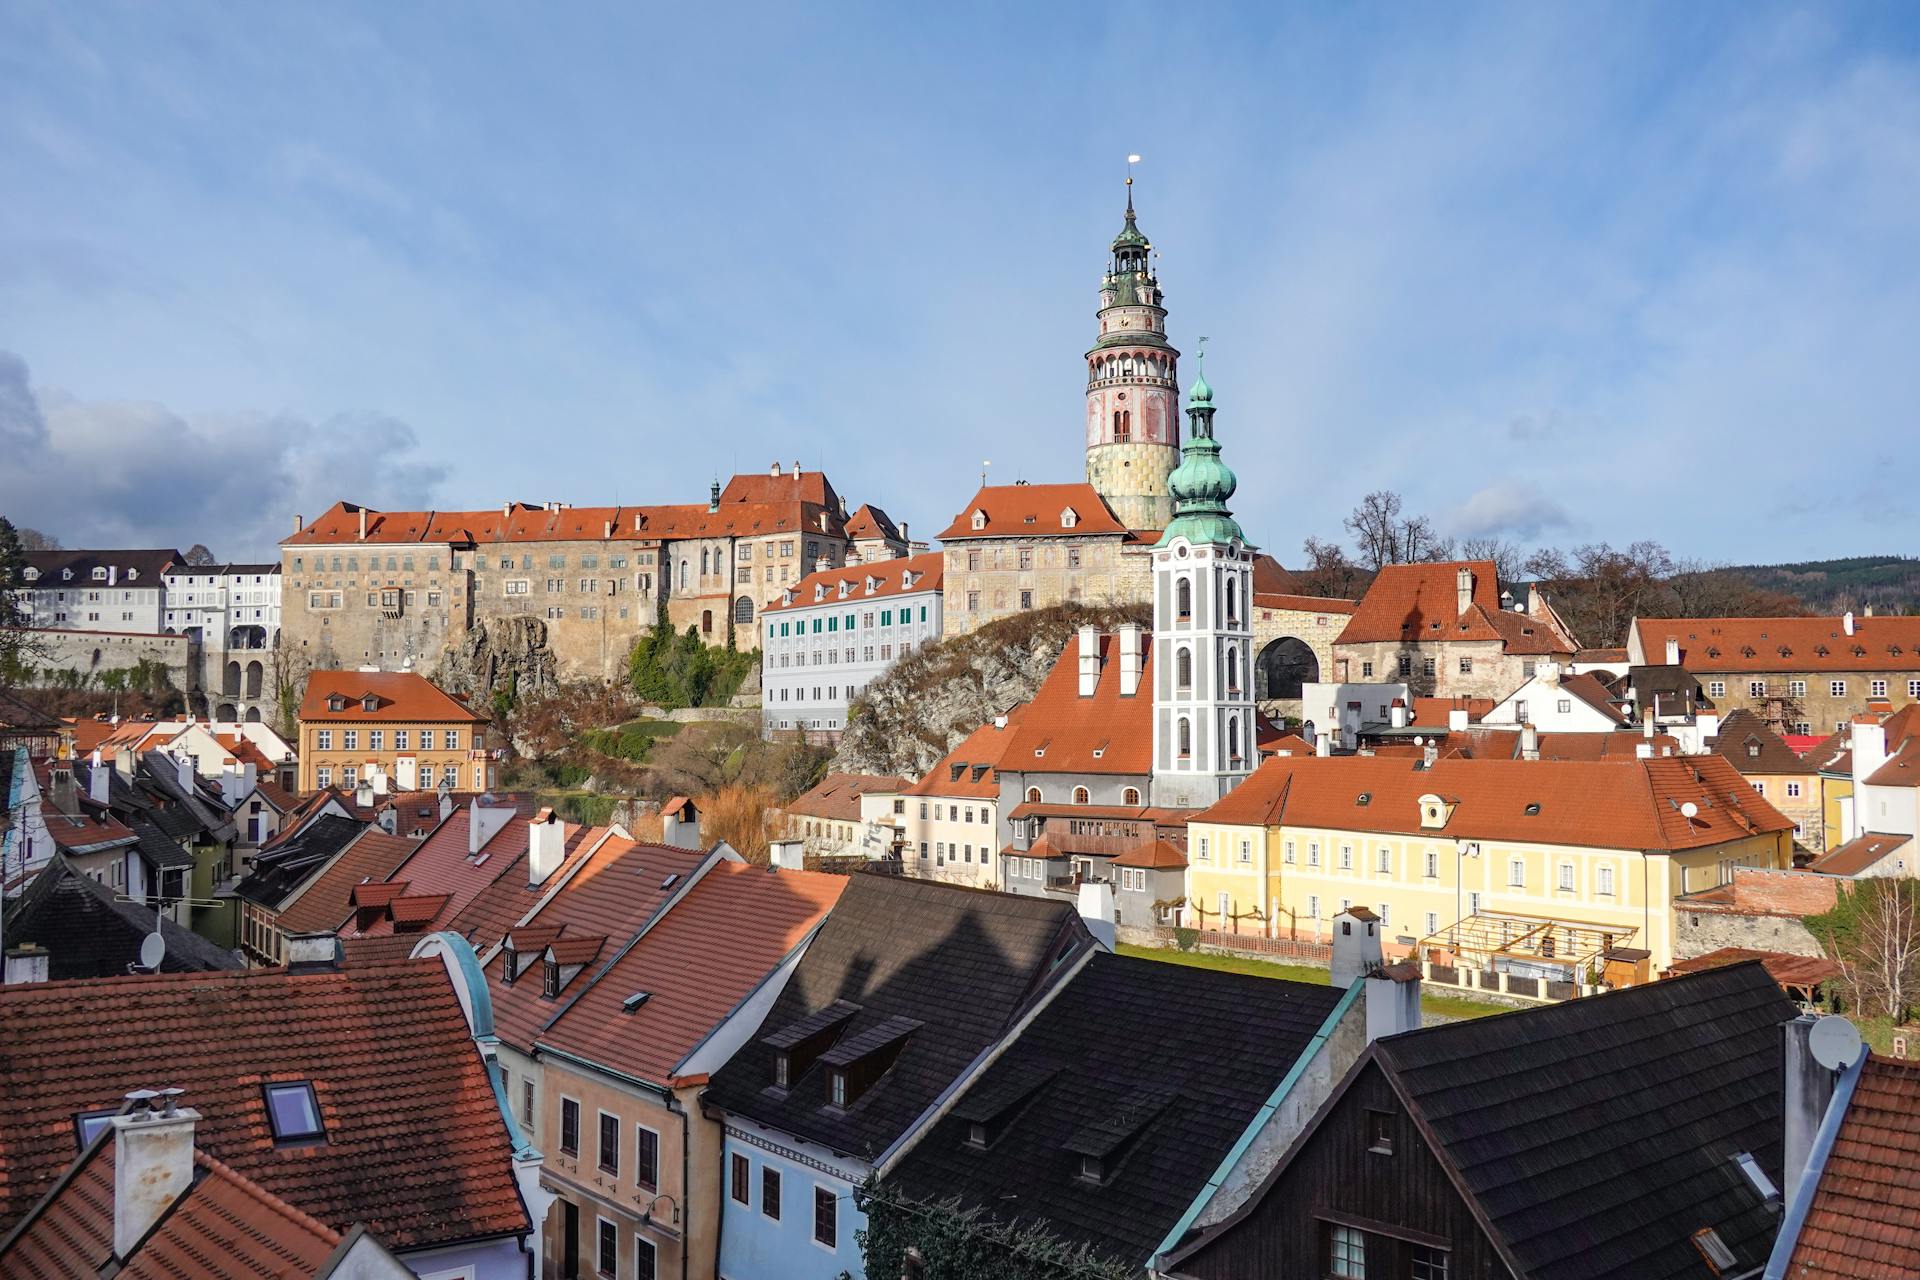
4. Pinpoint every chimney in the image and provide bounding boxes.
[1448,706,1470,732]
[1664,635,1680,665]
[1421,741,1438,768]
[1364,963,1422,1041]
[503,502,512,520]
[1843,611,1856,637]
[1077,625,1101,697]
[1539,661,1561,686]
[1331,907,1384,987]
[1850,715,1889,788]
[1527,584,1546,617]
[899,521,908,545]
[529,808,565,886]
[1782,1014,1854,1207]
[1316,732,1333,758]
[1520,722,1540,761]
[357,507,367,540]
[662,797,701,850]
[1865,604,1876,618]
[792,459,801,477]
[294,514,304,533]
[439,790,456,823]
[1117,623,1143,696]
[769,838,804,869]
[770,460,782,477]
[50,759,76,815]
[603,520,613,539]
[113,1092,198,1260]
[88,750,110,805]
[814,554,831,572]
[1389,699,1409,728]
[1076,882,1117,951]
[284,932,341,972]
[1455,567,1474,616]
[4,944,49,984]
[1643,706,1657,738]
[469,799,516,855]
